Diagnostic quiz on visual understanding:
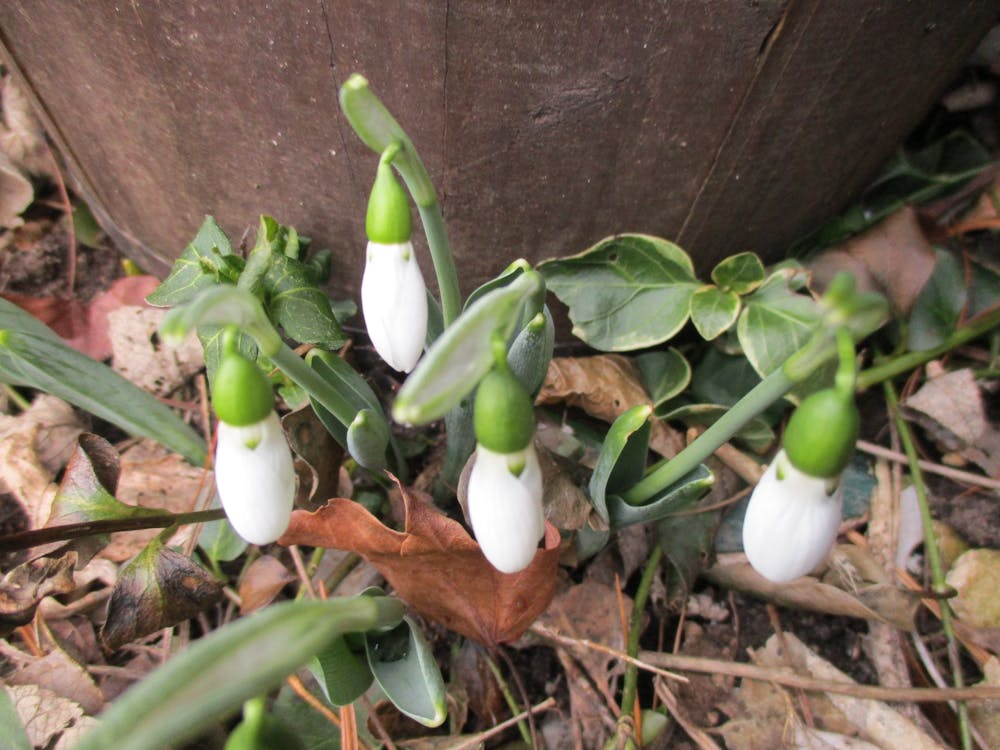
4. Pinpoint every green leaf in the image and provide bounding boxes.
[968,252,1000,317]
[393,271,543,424]
[364,615,447,728]
[657,506,720,609]
[198,325,258,391]
[589,406,653,523]
[635,348,691,408]
[271,684,348,750]
[711,252,765,294]
[540,234,699,351]
[264,254,346,349]
[908,248,966,351]
[660,402,775,453]
[74,596,404,750]
[690,285,741,340]
[198,493,247,564]
[689,347,788,426]
[606,465,713,529]
[736,269,821,378]
[0,310,207,465]
[310,635,373,707]
[507,306,555,397]
[347,408,389,471]
[0,686,31,750]
[147,217,235,306]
